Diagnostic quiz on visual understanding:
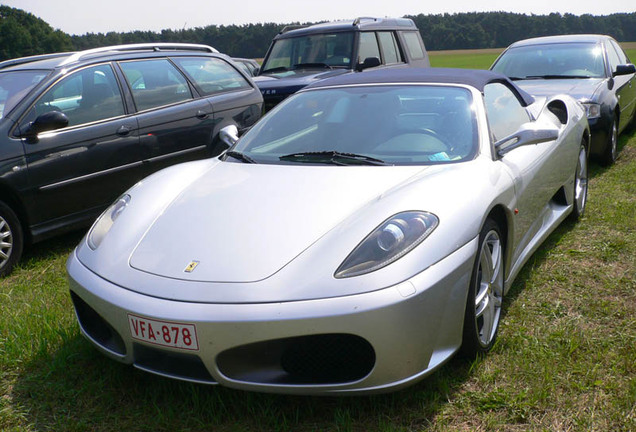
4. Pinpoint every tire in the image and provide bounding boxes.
[601,118,618,166]
[461,218,504,357]
[569,142,588,221]
[0,201,23,277]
